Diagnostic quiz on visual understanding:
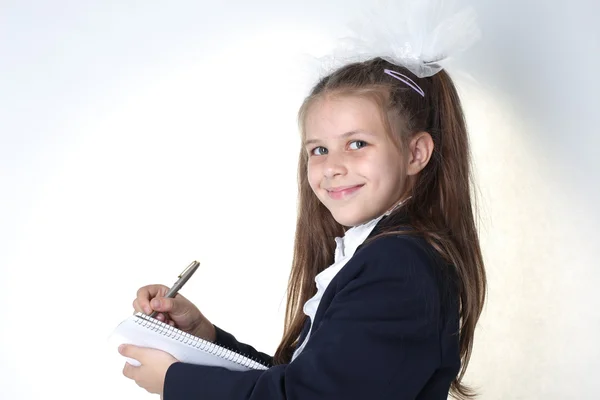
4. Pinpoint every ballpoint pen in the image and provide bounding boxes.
[149,260,200,318]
